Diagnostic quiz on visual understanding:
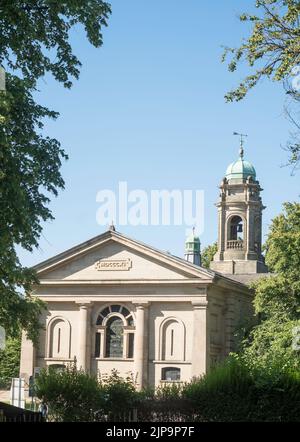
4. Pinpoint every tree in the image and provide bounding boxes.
[238,202,300,380]
[0,335,21,388]
[0,74,65,341]
[0,1,111,88]
[223,0,300,169]
[201,242,217,269]
[0,1,111,341]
